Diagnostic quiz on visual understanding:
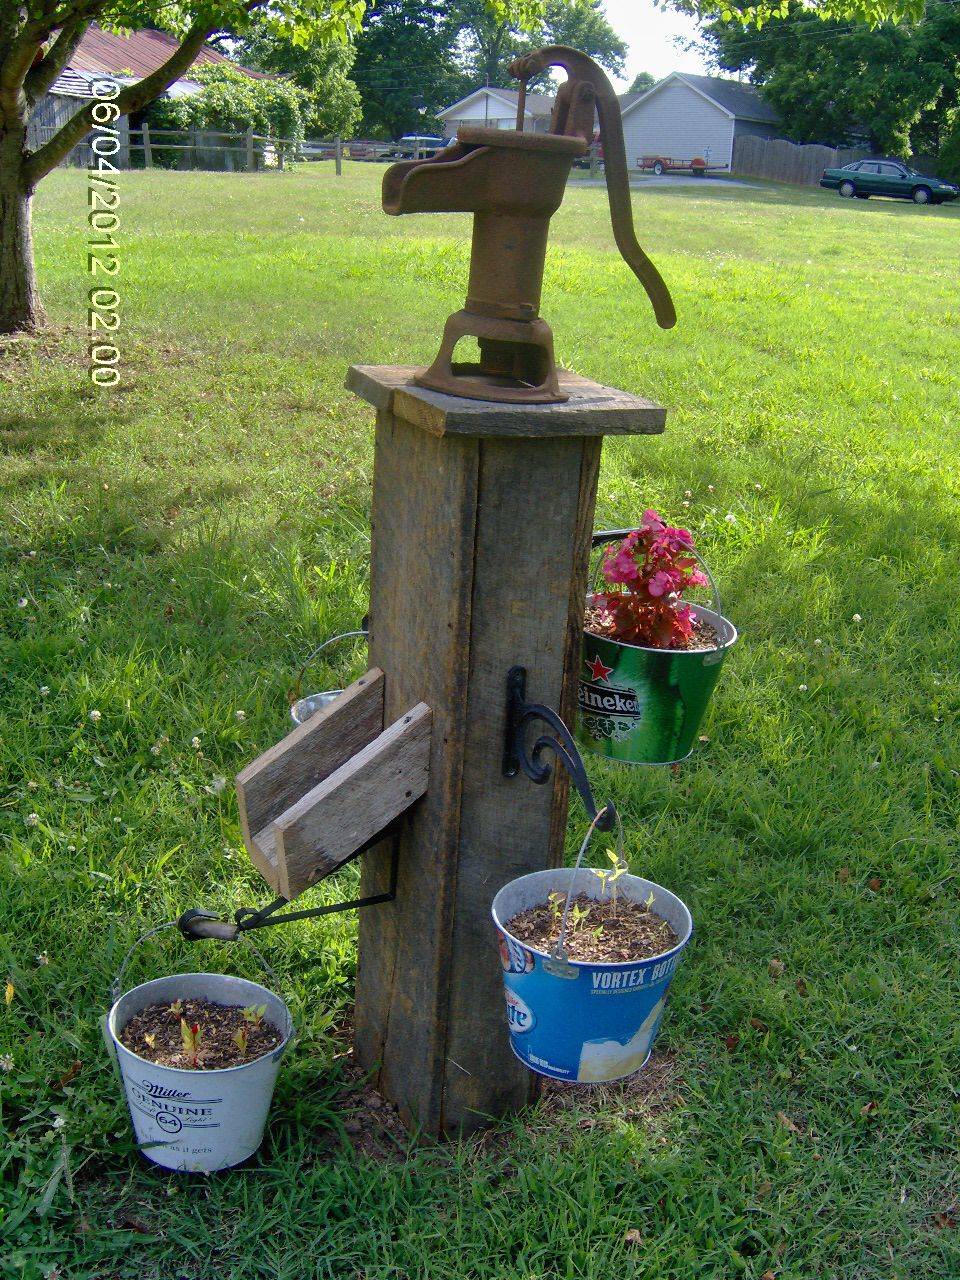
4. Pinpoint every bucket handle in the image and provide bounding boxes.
[109,920,281,1006]
[544,805,627,979]
[590,528,730,658]
[289,626,368,707]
